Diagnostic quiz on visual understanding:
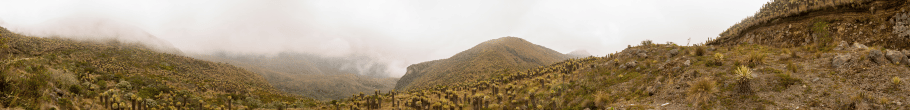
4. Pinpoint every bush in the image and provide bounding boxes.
[706,53,724,67]
[774,72,801,91]
[68,85,84,95]
[786,62,799,72]
[893,77,902,85]
[747,53,766,68]
[116,80,132,90]
[695,47,706,56]
[687,78,717,106]
[641,40,653,46]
